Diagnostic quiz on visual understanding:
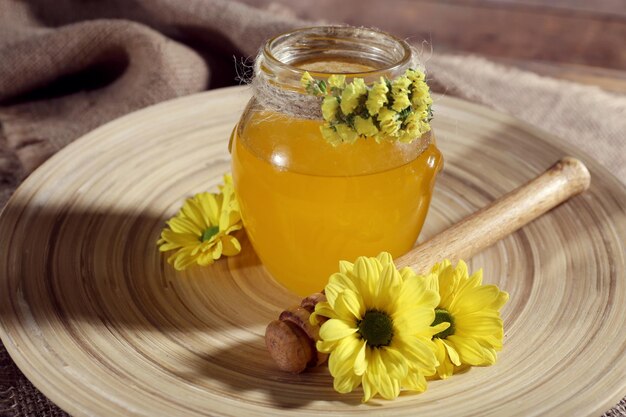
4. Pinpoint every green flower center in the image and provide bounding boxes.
[201,225,220,242]
[357,310,394,348]
[432,308,455,339]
